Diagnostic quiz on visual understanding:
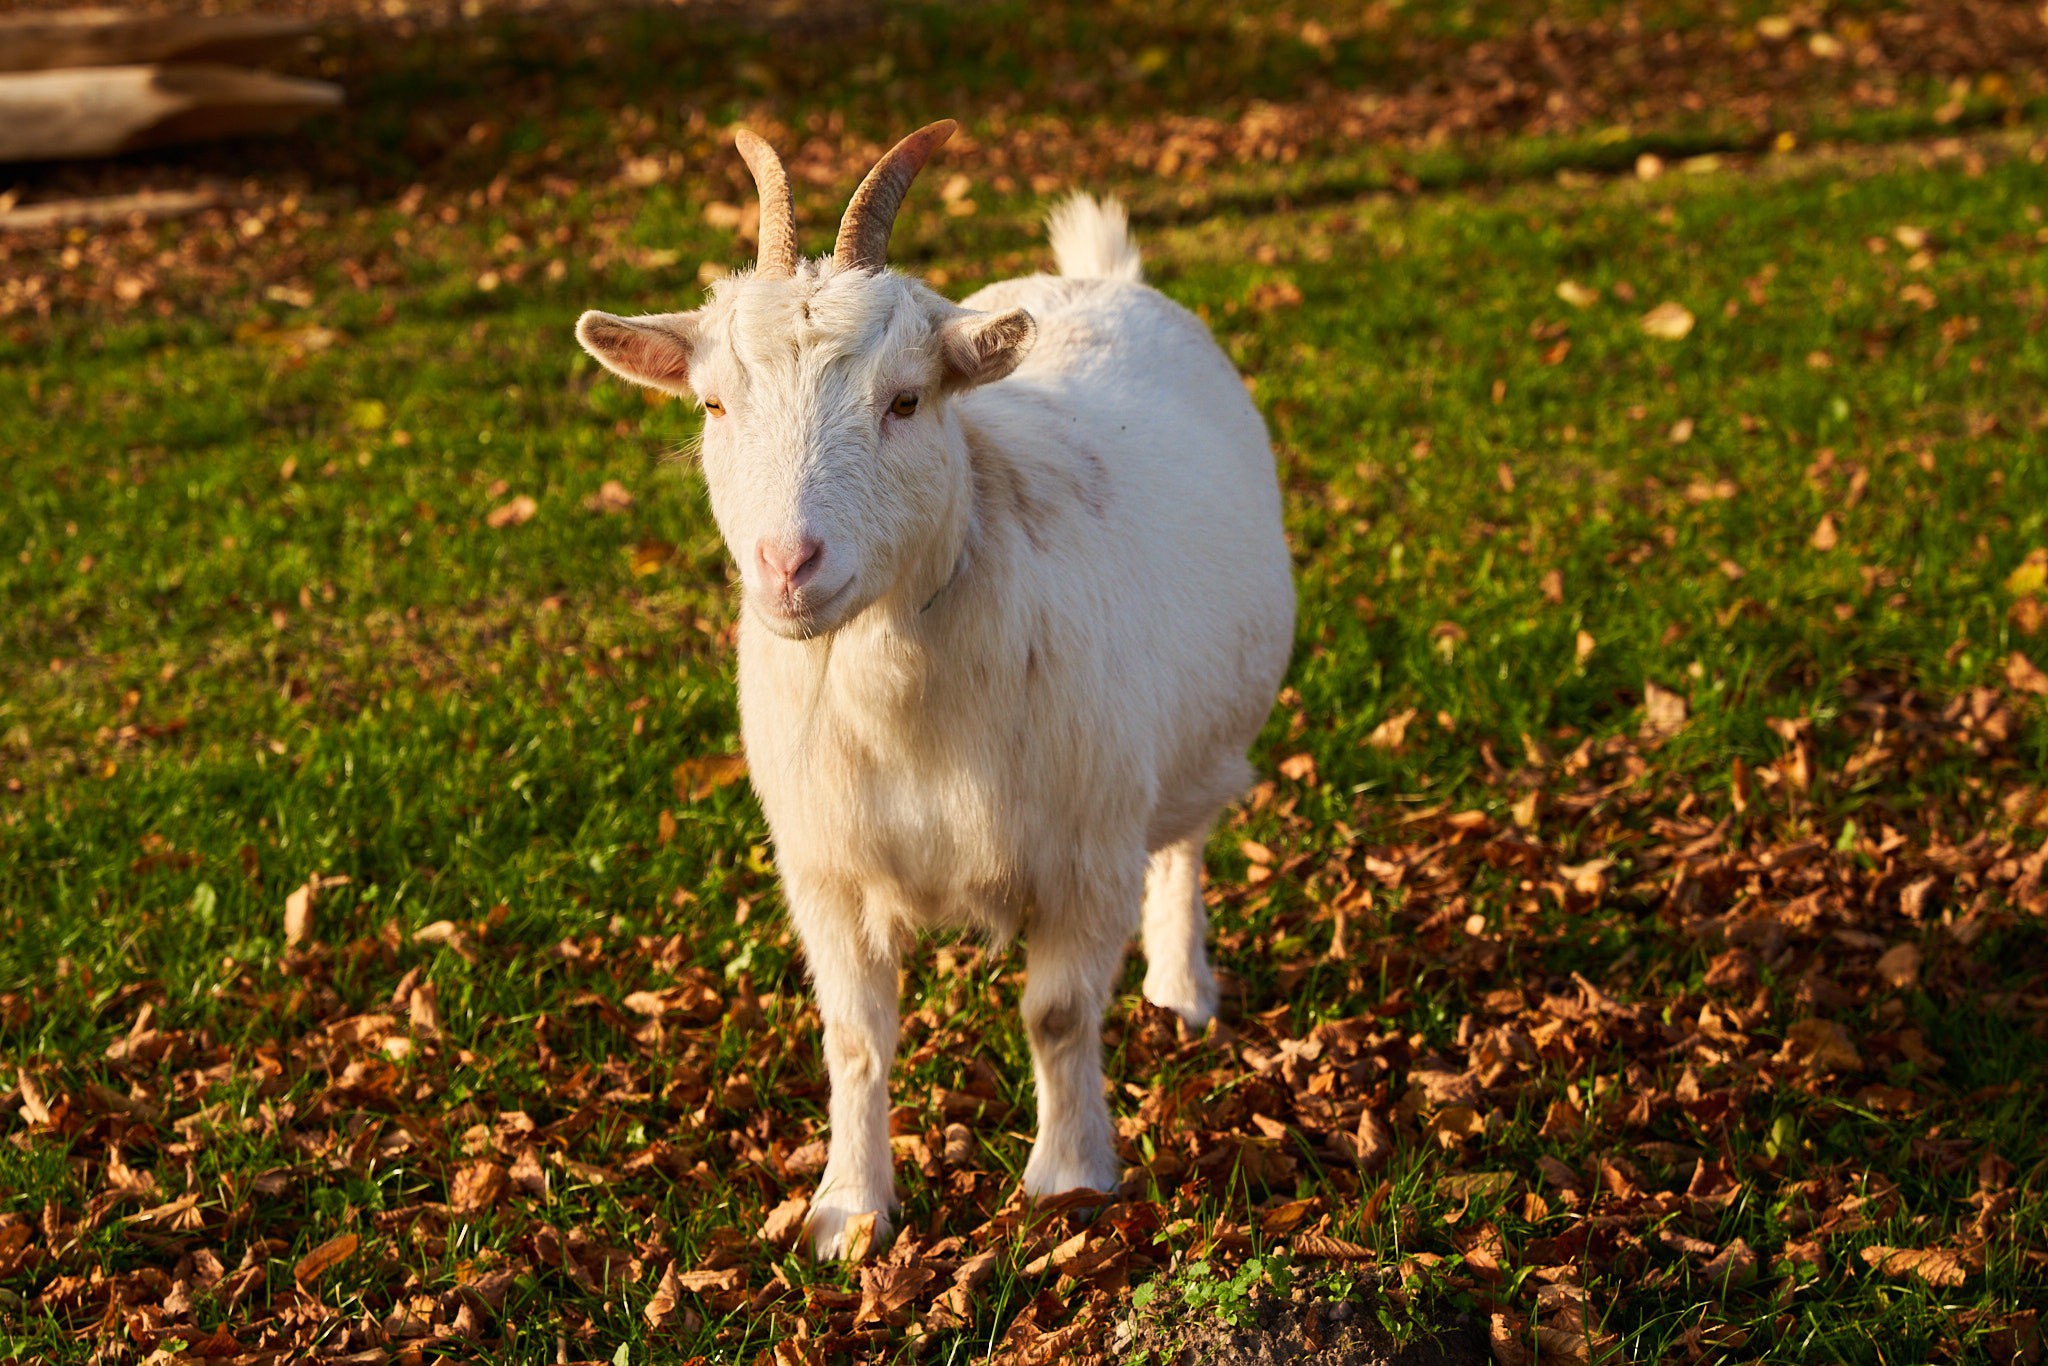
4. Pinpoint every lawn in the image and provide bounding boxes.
[3,0,2047,1362]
